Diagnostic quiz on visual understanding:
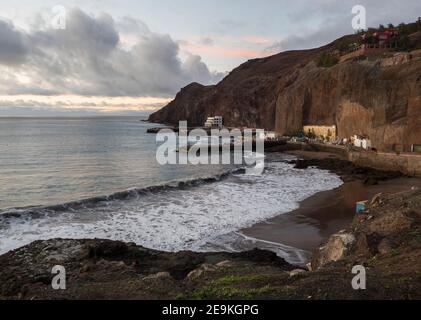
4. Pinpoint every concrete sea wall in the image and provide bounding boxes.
[286,142,421,177]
